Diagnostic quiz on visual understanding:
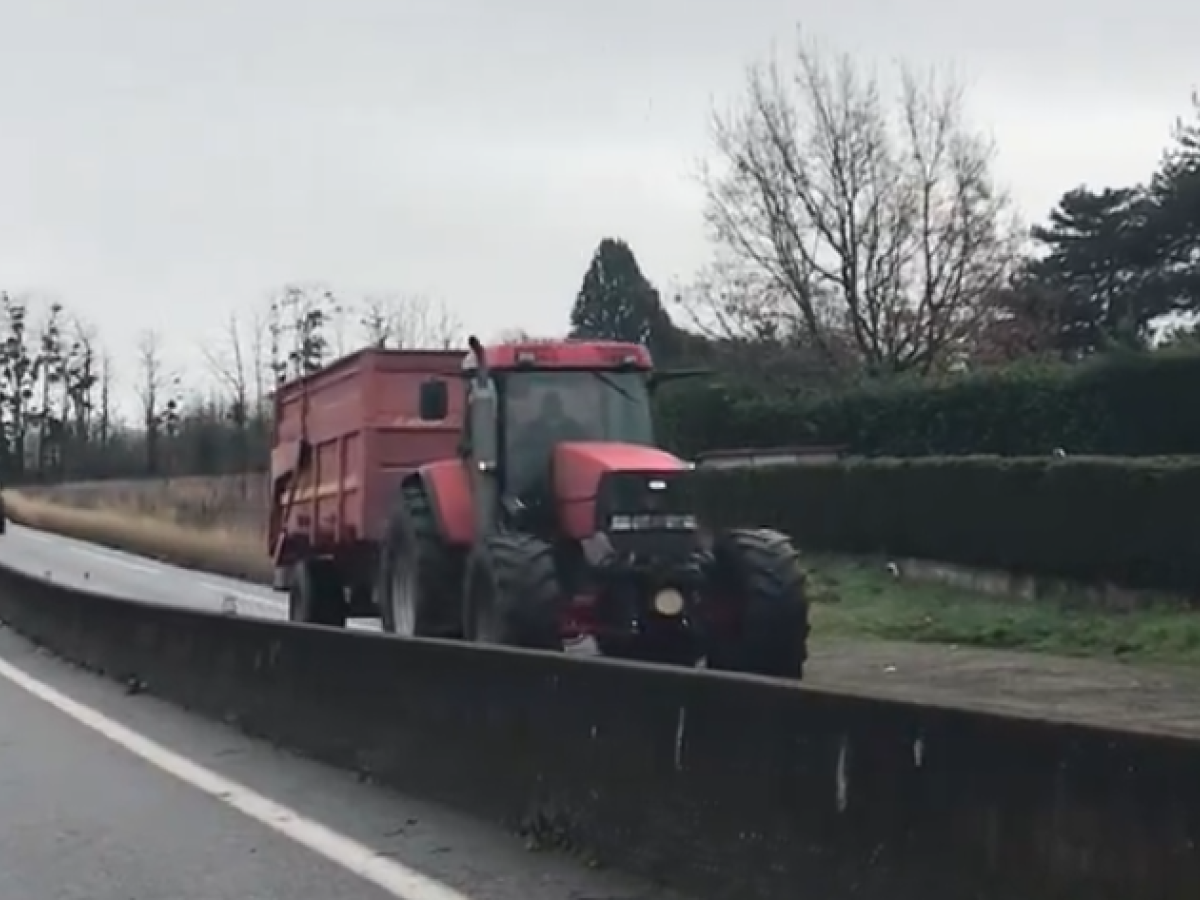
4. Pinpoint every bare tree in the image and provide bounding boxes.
[96,349,114,450]
[32,301,67,475]
[247,305,271,421]
[492,328,538,342]
[357,293,462,349]
[136,329,179,475]
[58,316,99,475]
[359,295,392,348]
[201,313,249,412]
[200,312,251,475]
[0,293,36,476]
[697,35,1018,375]
[327,294,351,357]
[271,284,335,380]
